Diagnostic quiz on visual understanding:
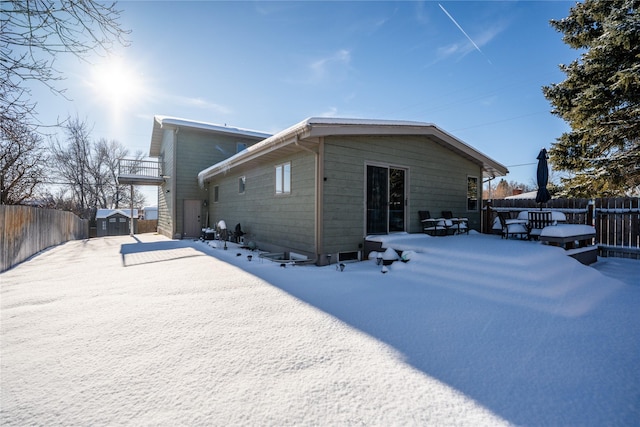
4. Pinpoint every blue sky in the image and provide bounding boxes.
[33,1,578,204]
